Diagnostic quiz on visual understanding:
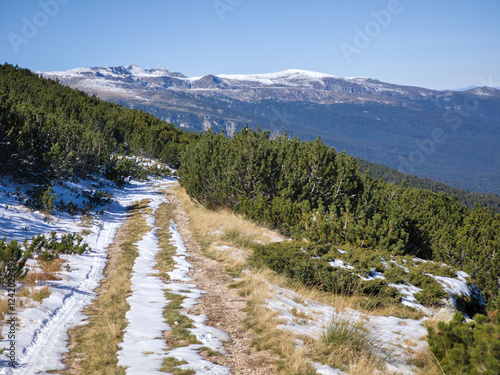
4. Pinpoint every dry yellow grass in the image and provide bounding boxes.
[410,345,445,375]
[175,186,283,248]
[20,258,66,286]
[61,200,151,375]
[1,256,75,333]
[154,201,177,279]
[312,305,385,374]
[176,185,423,320]
[239,272,316,375]
[176,184,376,372]
[241,270,385,374]
[32,285,51,302]
[18,285,51,303]
[41,257,66,273]
[153,202,201,356]
[174,183,435,373]
[0,283,42,324]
